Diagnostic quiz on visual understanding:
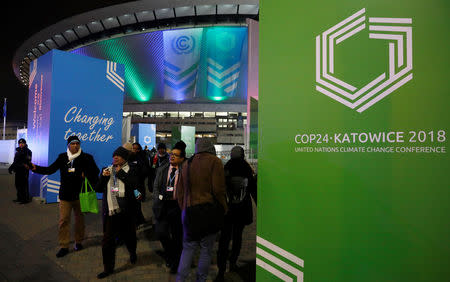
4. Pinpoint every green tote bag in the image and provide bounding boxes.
[79,178,99,214]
